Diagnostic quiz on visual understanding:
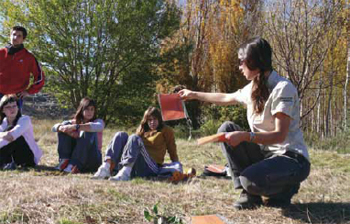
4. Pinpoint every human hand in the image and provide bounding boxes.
[224,131,248,147]
[18,90,29,98]
[0,132,14,142]
[178,89,196,100]
[58,124,76,133]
